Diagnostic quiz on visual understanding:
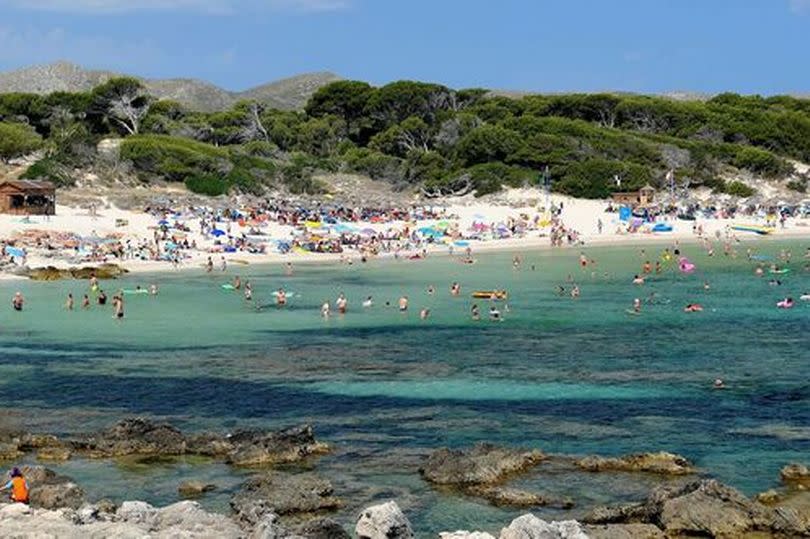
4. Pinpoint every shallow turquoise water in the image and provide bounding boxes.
[1,240,809,534]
